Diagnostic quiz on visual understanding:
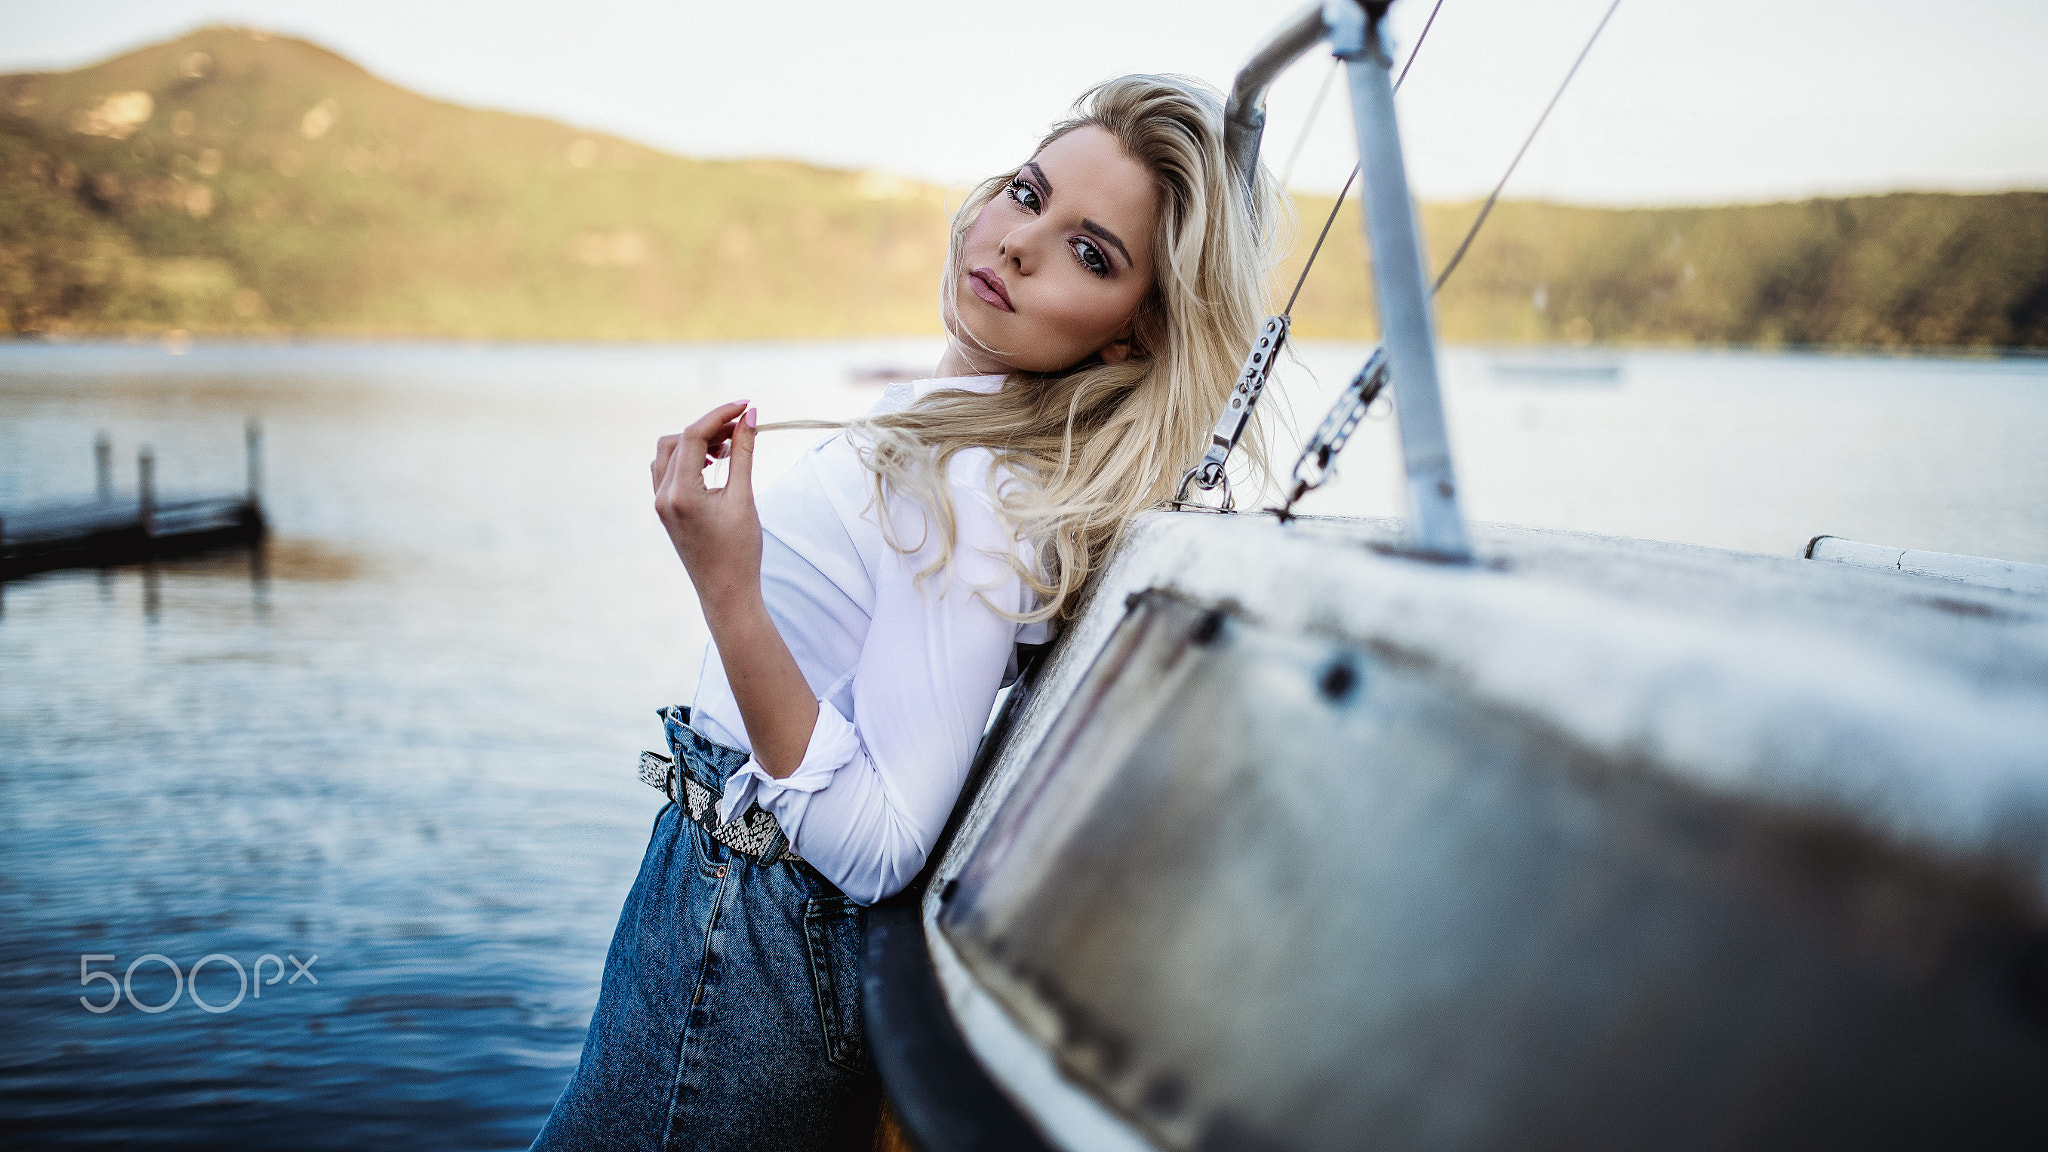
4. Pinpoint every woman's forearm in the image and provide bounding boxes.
[703,588,819,780]
[650,402,816,779]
